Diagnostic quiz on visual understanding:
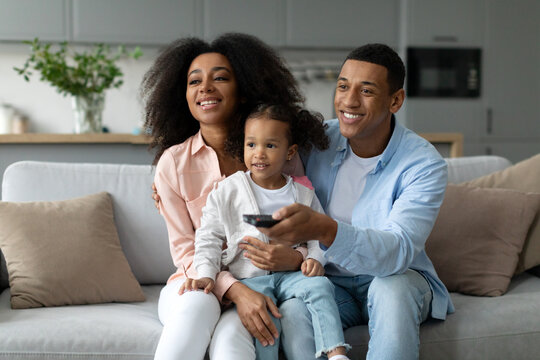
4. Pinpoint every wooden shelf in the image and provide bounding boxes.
[0,133,151,145]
